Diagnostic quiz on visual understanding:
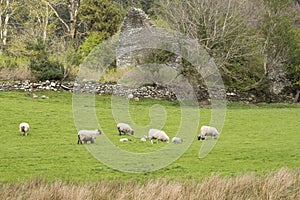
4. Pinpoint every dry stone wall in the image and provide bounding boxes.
[0,81,295,103]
